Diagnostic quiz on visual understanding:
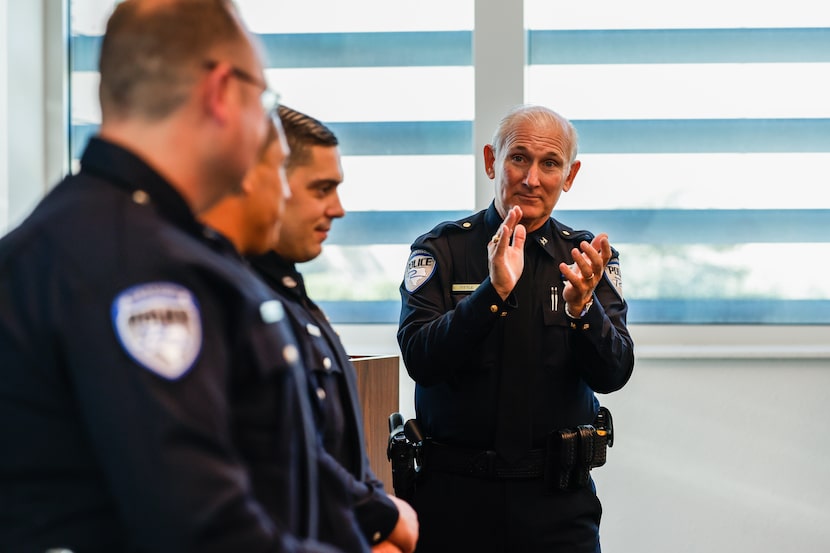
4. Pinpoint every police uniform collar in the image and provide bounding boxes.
[484,202,504,233]
[485,203,557,255]
[528,220,553,246]
[526,219,557,259]
[247,250,308,301]
[206,228,244,258]
[80,137,205,239]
